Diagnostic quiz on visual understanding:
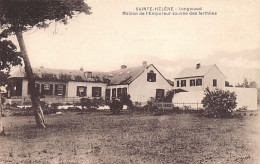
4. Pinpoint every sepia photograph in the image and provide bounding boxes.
[0,0,260,163]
